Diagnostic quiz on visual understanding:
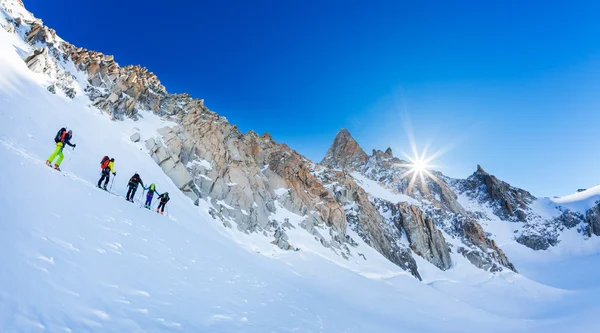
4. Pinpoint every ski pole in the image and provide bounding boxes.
[139,189,146,207]
[109,174,115,192]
